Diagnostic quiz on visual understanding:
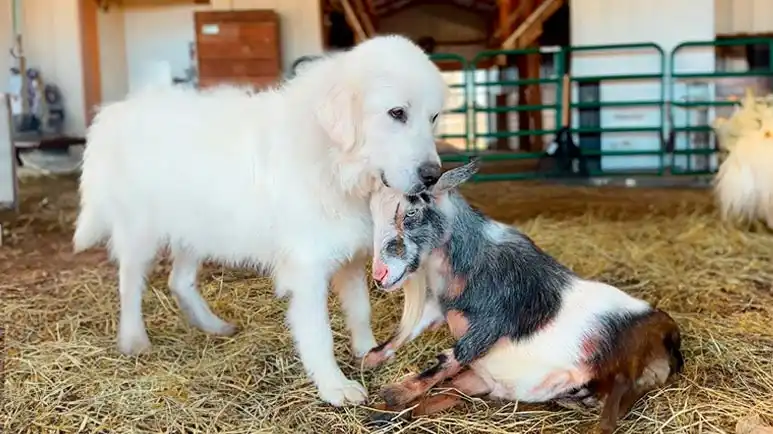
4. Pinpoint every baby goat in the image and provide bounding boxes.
[365,160,684,434]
